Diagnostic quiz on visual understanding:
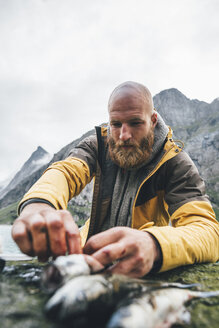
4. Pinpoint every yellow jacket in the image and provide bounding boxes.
[19,124,219,272]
